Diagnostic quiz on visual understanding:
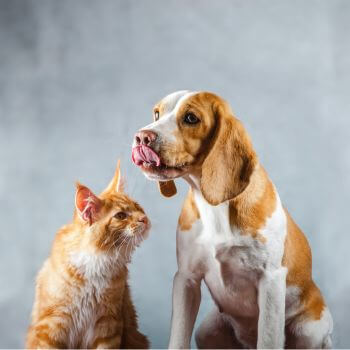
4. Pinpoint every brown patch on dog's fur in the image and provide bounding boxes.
[229,167,276,243]
[282,210,325,320]
[178,188,200,231]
